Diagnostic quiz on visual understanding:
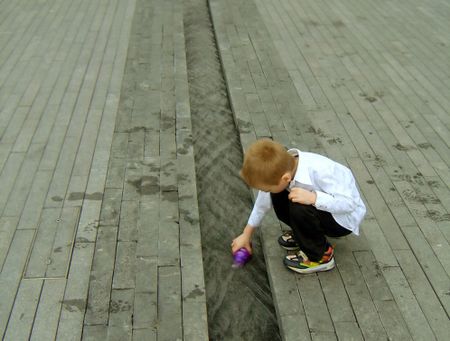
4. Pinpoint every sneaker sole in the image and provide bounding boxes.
[280,245,300,251]
[286,257,335,274]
